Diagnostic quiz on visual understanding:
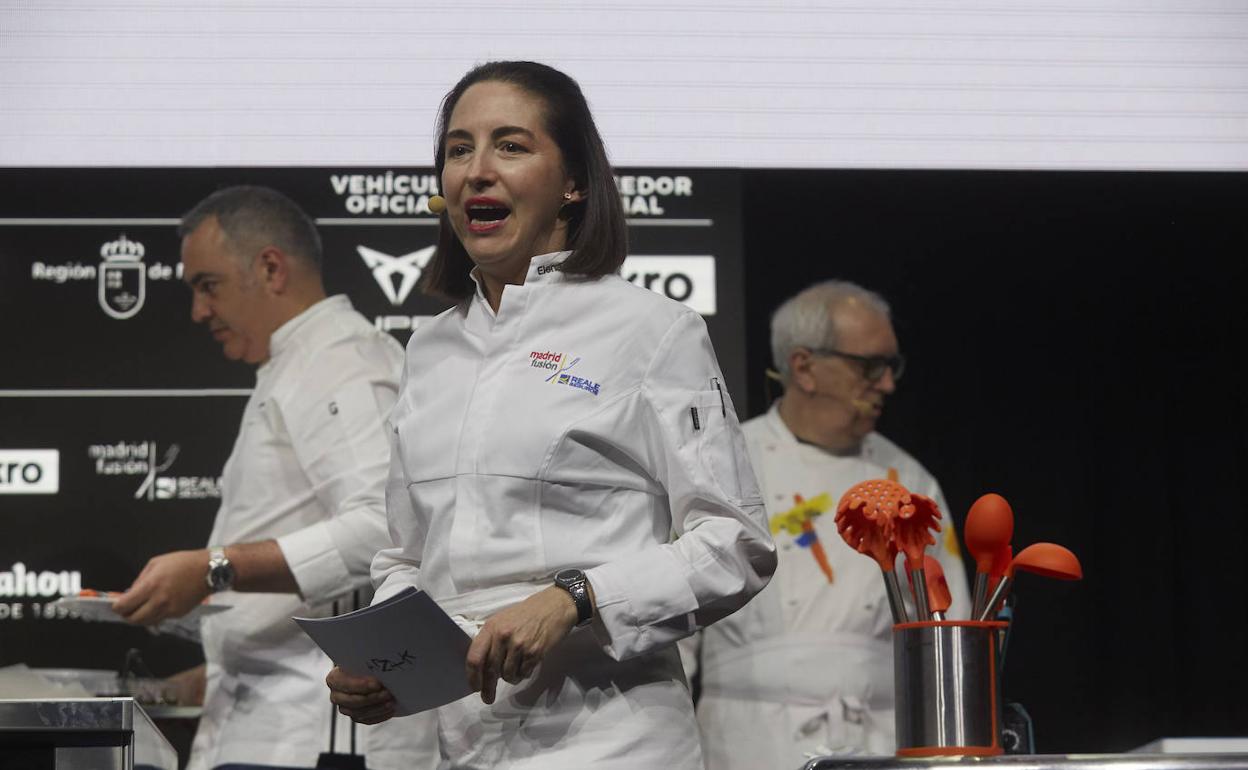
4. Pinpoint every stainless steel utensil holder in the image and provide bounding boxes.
[894,620,1007,757]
